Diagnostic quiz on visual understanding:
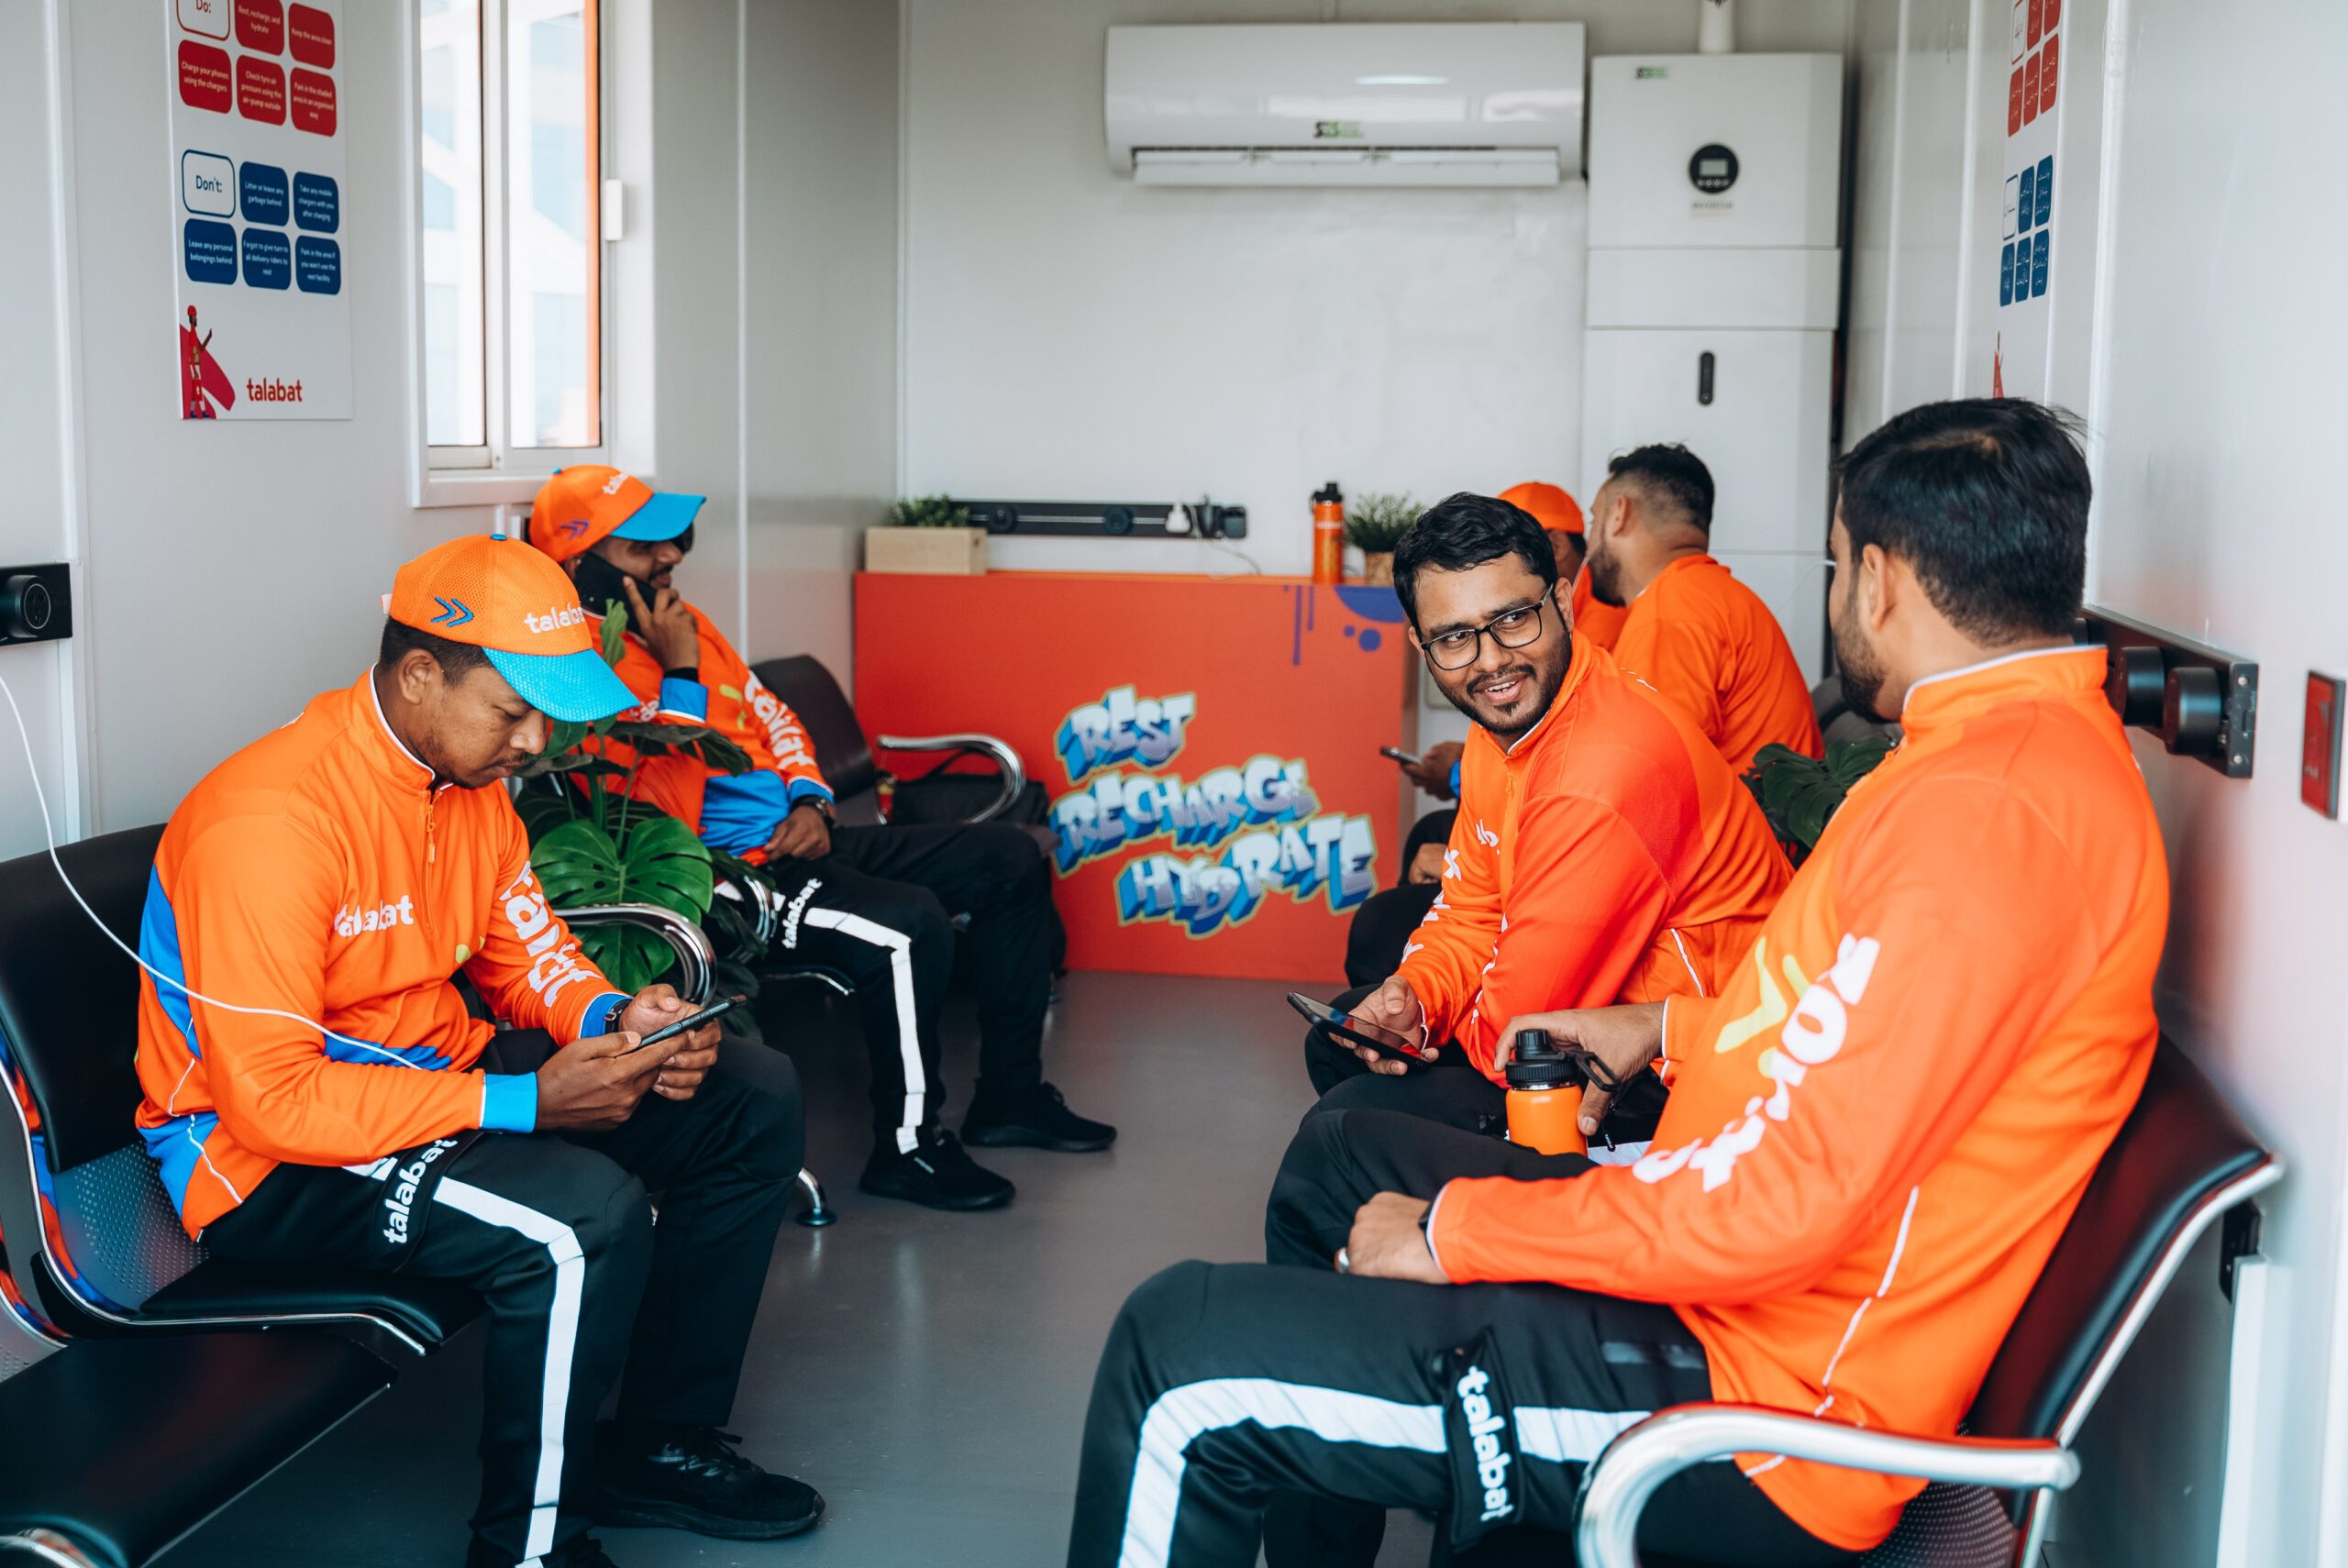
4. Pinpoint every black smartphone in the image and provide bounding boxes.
[627,996,739,1052]
[1287,992,1426,1066]
[1378,745,1423,767]
[570,549,639,627]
